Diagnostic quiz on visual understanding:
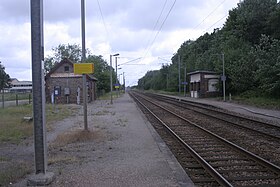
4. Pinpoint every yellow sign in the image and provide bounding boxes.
[74,63,94,74]
[115,86,120,89]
